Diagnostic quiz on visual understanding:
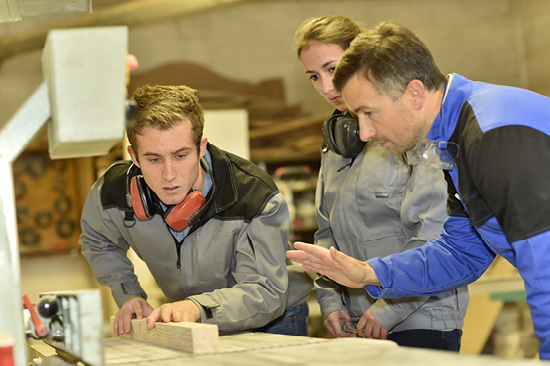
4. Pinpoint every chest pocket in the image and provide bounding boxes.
[354,144,410,240]
[356,143,409,197]
[180,220,238,290]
